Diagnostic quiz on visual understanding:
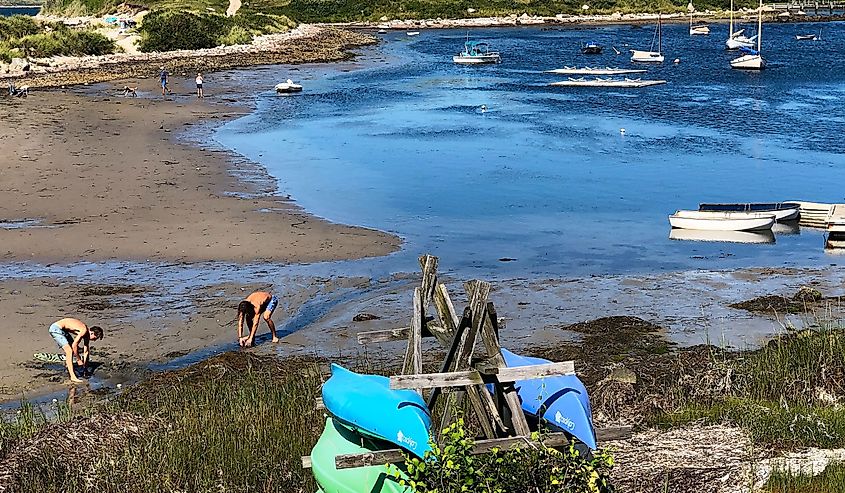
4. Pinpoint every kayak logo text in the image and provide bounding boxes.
[397,430,417,449]
[554,411,575,430]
